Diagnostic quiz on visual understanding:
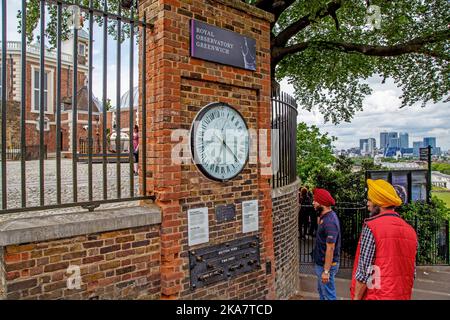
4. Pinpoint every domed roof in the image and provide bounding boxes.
[111,86,139,111]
